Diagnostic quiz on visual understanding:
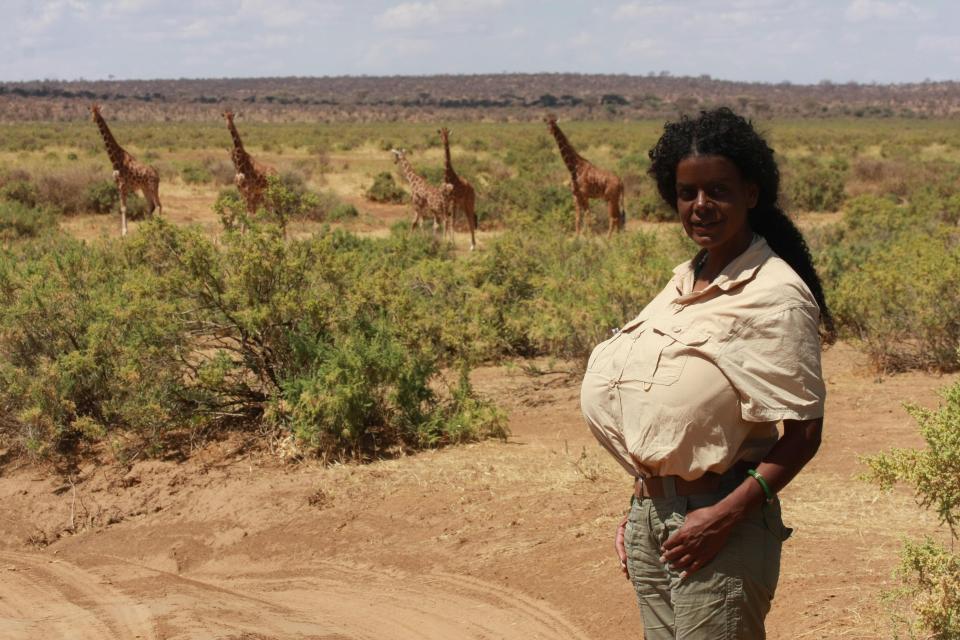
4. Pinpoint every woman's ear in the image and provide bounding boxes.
[746,182,759,209]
